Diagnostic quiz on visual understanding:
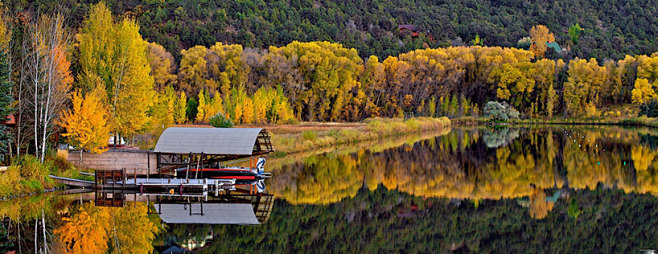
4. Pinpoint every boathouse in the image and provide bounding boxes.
[153,127,274,175]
